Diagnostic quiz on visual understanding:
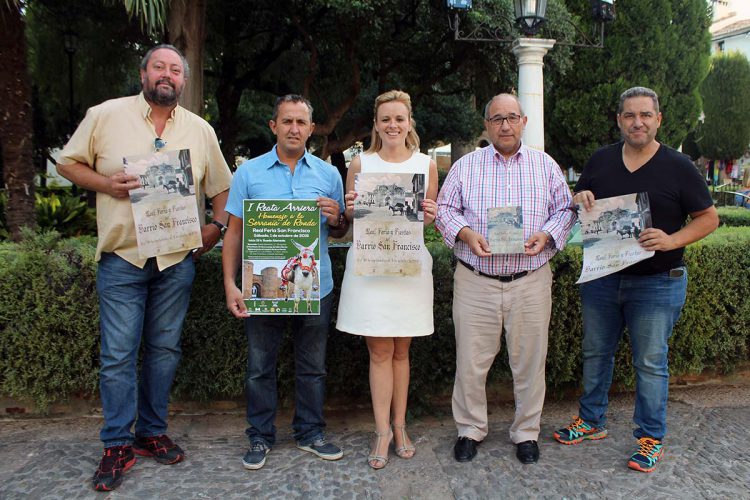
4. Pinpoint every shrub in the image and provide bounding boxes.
[1,228,748,411]
[0,230,100,410]
[0,191,96,242]
[35,192,97,237]
[424,225,443,244]
[717,206,750,227]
